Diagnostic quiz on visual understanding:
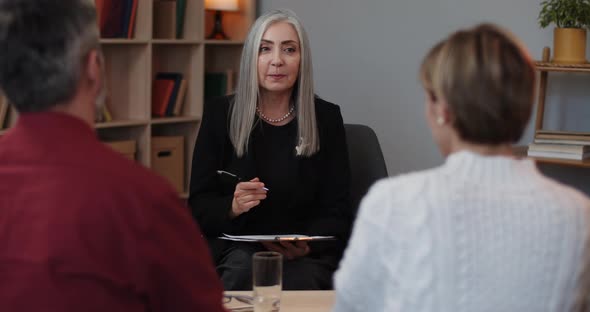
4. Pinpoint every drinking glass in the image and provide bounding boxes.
[252,251,282,312]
